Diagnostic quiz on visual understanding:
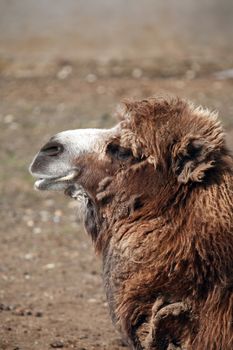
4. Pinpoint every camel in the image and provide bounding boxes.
[30,98,233,350]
